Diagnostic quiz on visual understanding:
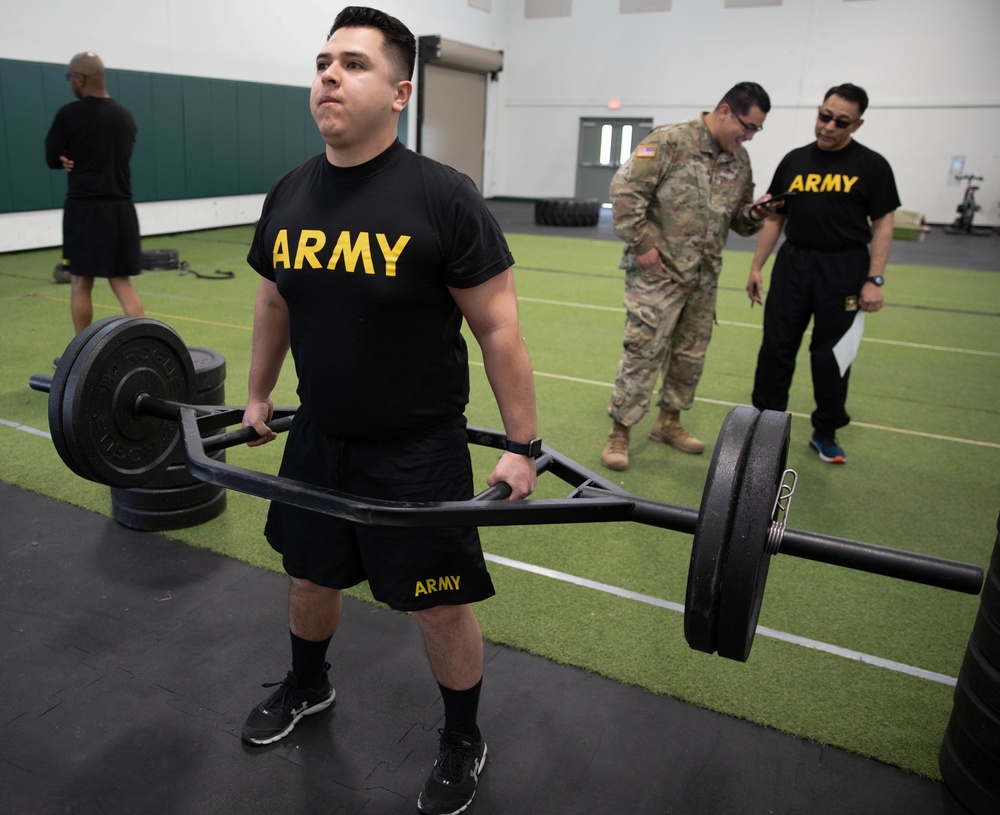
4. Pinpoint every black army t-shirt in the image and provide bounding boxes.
[44,97,136,199]
[768,140,900,251]
[247,140,514,440]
